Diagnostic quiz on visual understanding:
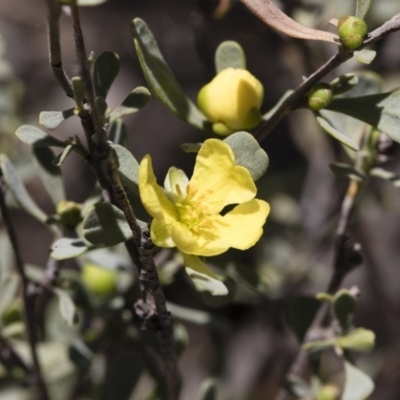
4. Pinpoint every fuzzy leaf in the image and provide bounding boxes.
[183,254,228,296]
[215,41,246,73]
[354,49,376,65]
[180,142,202,153]
[342,361,374,400]
[108,87,151,122]
[54,288,79,326]
[39,109,76,130]
[15,125,66,148]
[370,167,400,188]
[355,0,373,19]
[336,328,375,353]
[108,118,128,147]
[83,202,133,247]
[0,154,48,223]
[112,144,139,194]
[316,117,359,151]
[50,238,89,260]
[93,51,120,99]
[224,131,269,180]
[329,163,365,181]
[131,18,209,130]
[326,90,400,144]
[330,74,359,96]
